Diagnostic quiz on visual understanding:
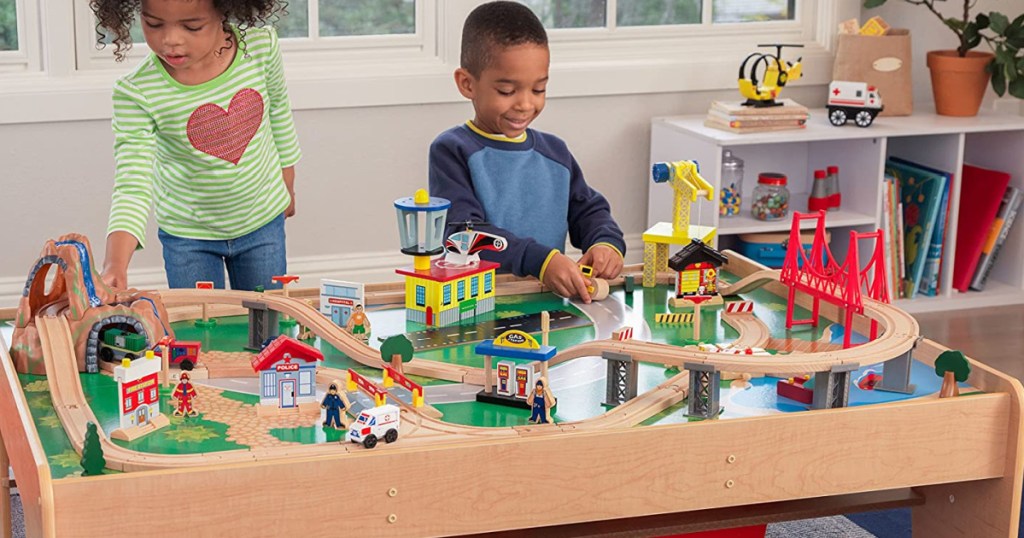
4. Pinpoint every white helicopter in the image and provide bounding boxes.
[443,221,507,267]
